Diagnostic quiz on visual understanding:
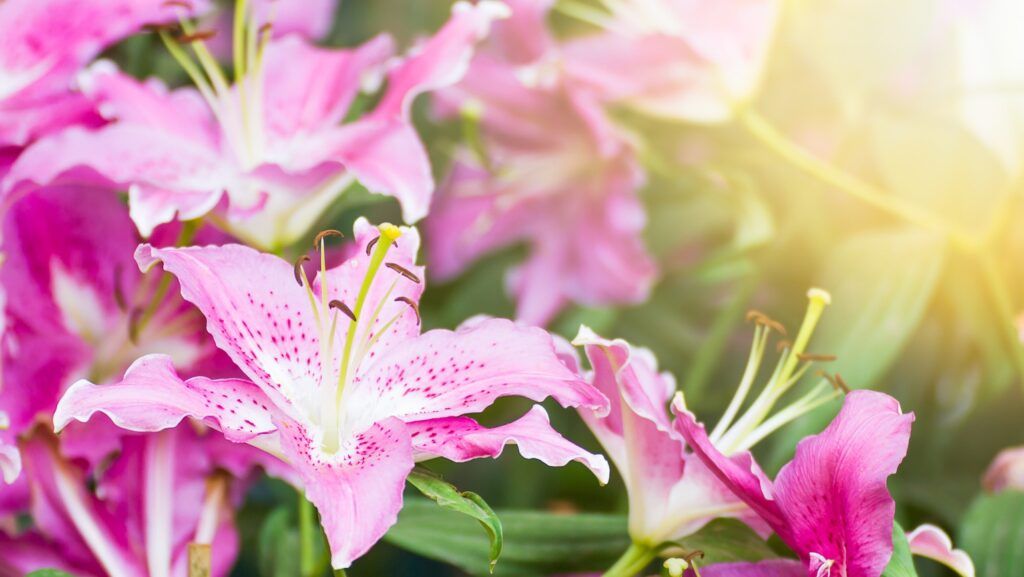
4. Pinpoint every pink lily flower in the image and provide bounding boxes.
[673,389,914,577]
[428,0,656,326]
[567,327,766,546]
[54,218,610,568]
[559,0,780,122]
[0,0,205,147]
[4,2,505,249]
[0,423,261,577]
[983,445,1024,493]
